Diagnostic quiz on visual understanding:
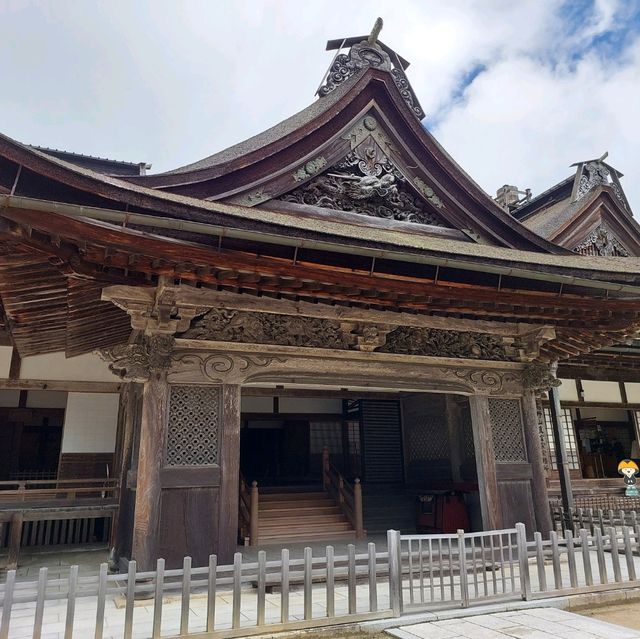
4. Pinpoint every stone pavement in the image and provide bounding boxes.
[387,607,640,639]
